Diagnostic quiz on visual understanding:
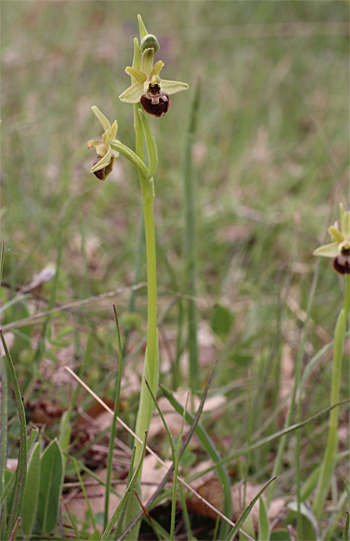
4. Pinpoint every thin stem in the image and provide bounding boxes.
[312,275,349,519]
